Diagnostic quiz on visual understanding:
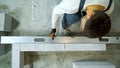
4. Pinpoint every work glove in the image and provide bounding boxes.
[49,29,56,40]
